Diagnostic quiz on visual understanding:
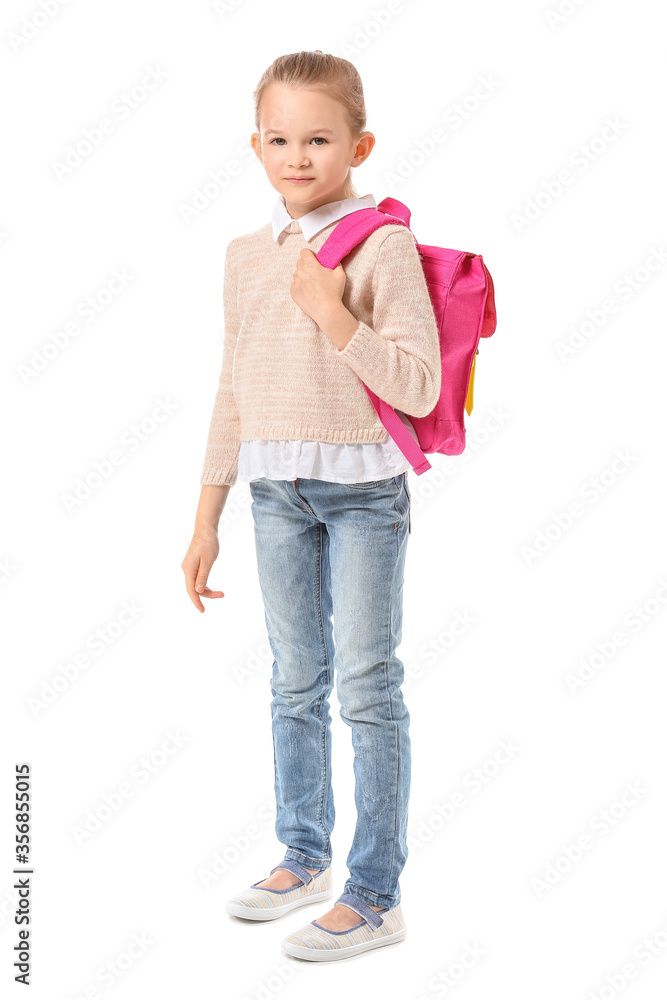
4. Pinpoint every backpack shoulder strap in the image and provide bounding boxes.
[376,197,411,226]
[315,209,409,270]
[316,201,432,475]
